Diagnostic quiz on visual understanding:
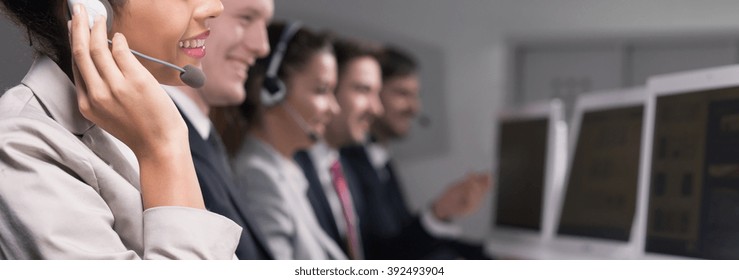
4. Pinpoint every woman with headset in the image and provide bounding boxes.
[0,0,241,259]
[230,22,346,260]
